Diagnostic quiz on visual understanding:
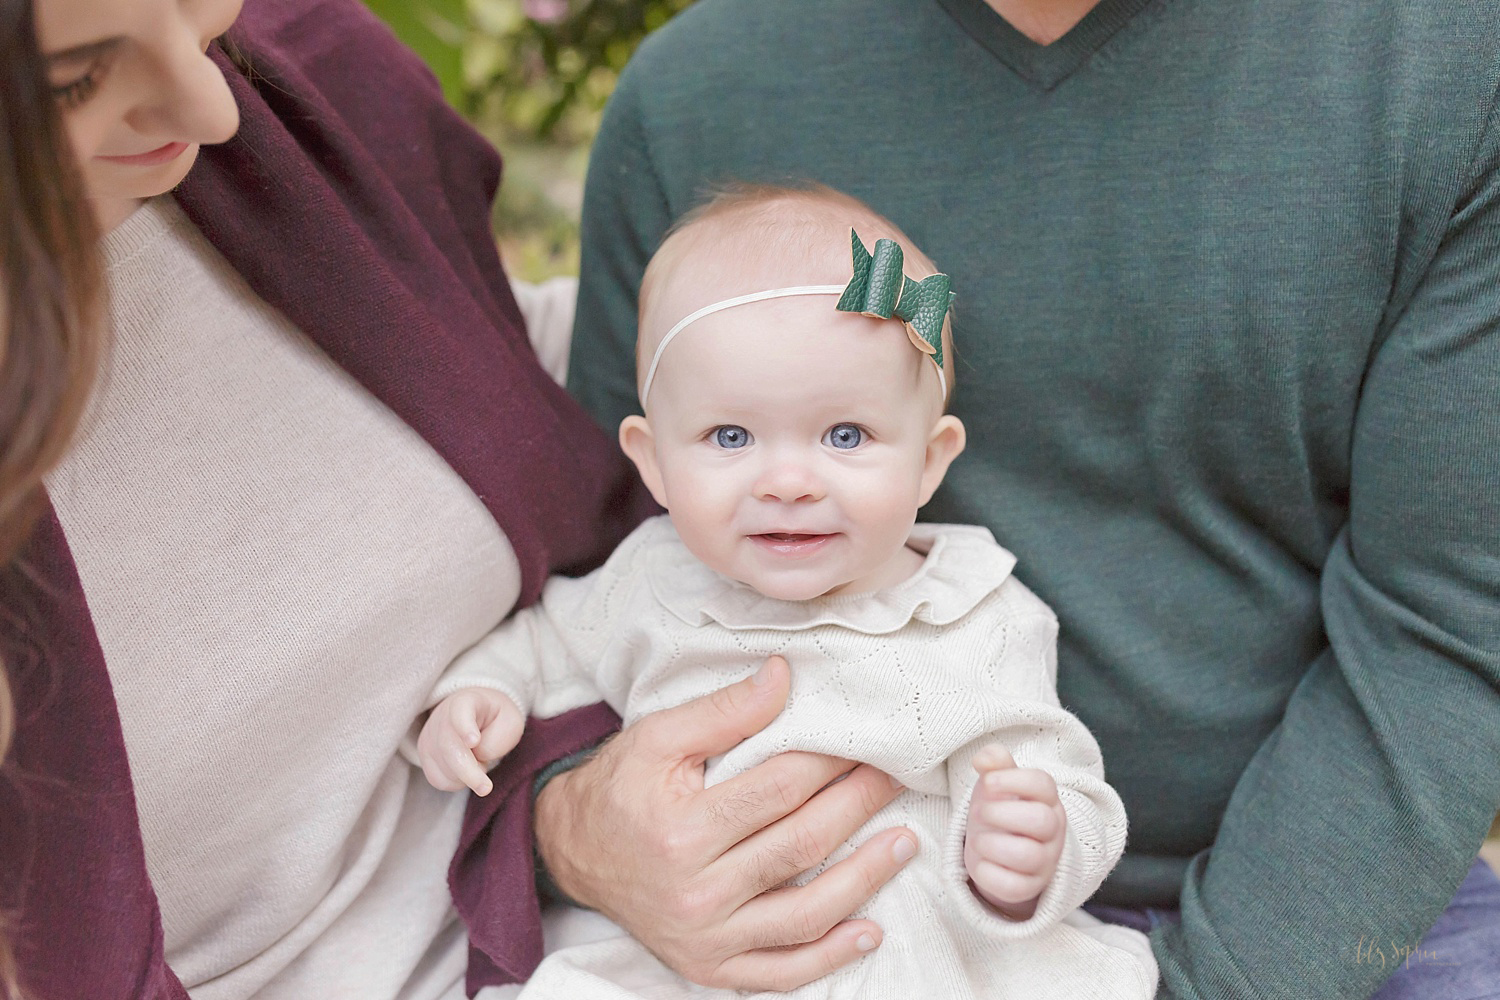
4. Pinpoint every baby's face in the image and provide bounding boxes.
[623,295,962,601]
